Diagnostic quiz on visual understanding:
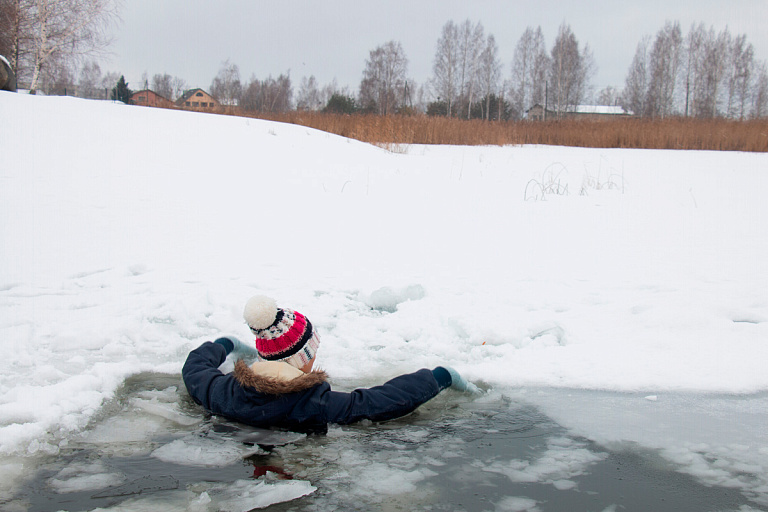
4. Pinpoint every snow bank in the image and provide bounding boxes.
[1,92,767,462]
